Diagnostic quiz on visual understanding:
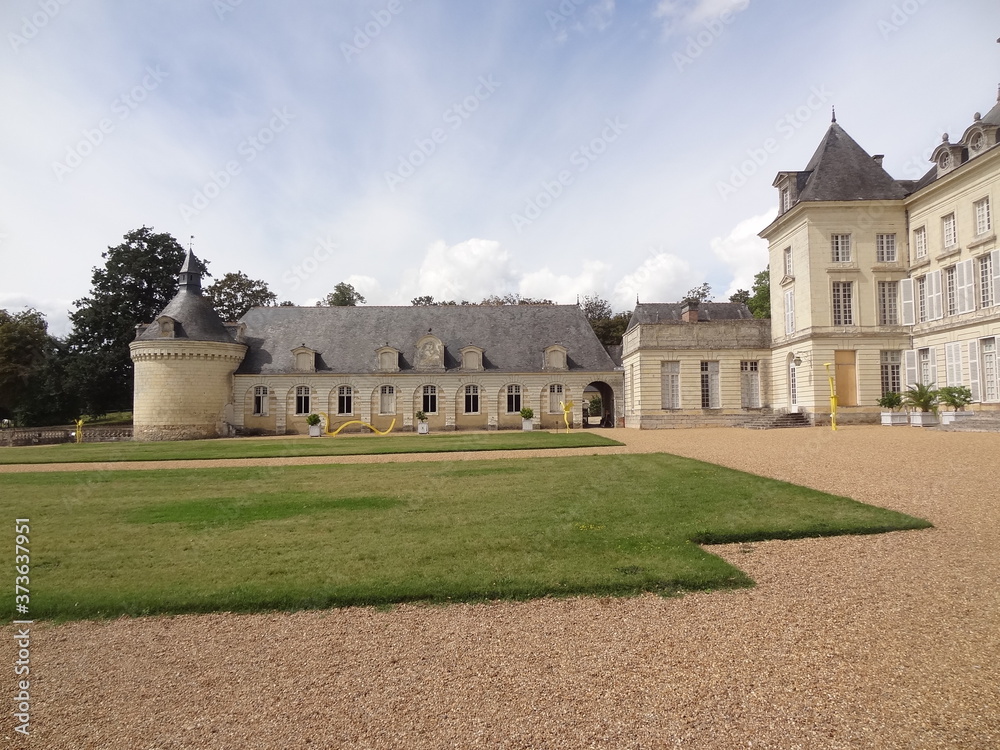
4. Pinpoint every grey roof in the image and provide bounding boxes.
[626,302,754,331]
[796,123,908,202]
[236,304,618,375]
[137,288,237,343]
